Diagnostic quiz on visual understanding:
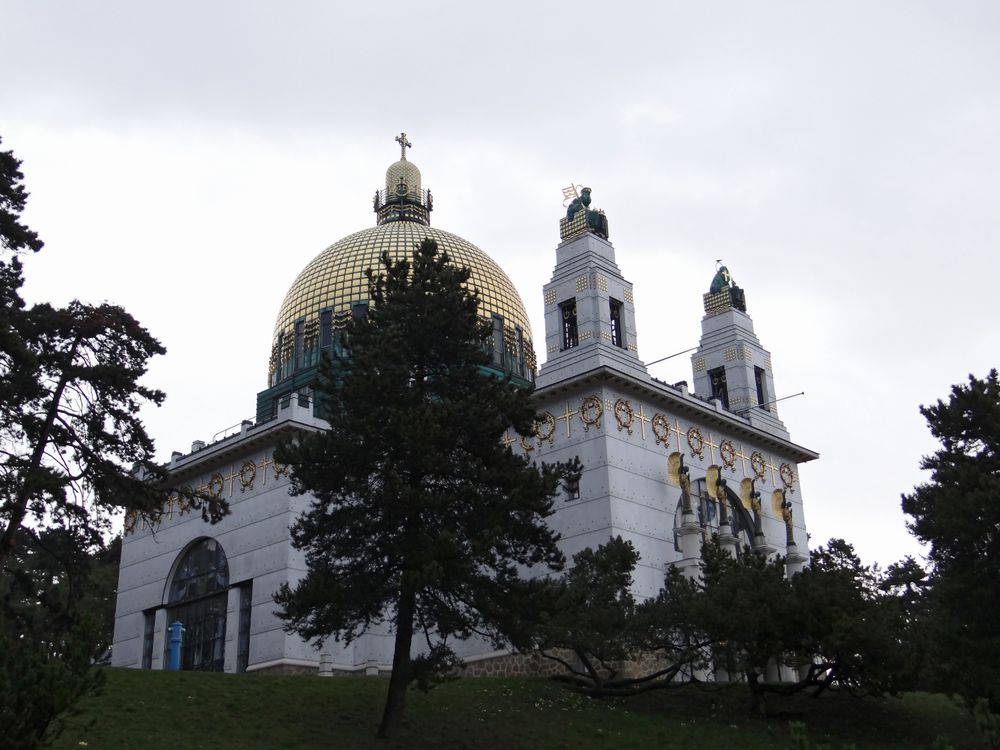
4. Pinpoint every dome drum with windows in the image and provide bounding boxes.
[266,134,536,397]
